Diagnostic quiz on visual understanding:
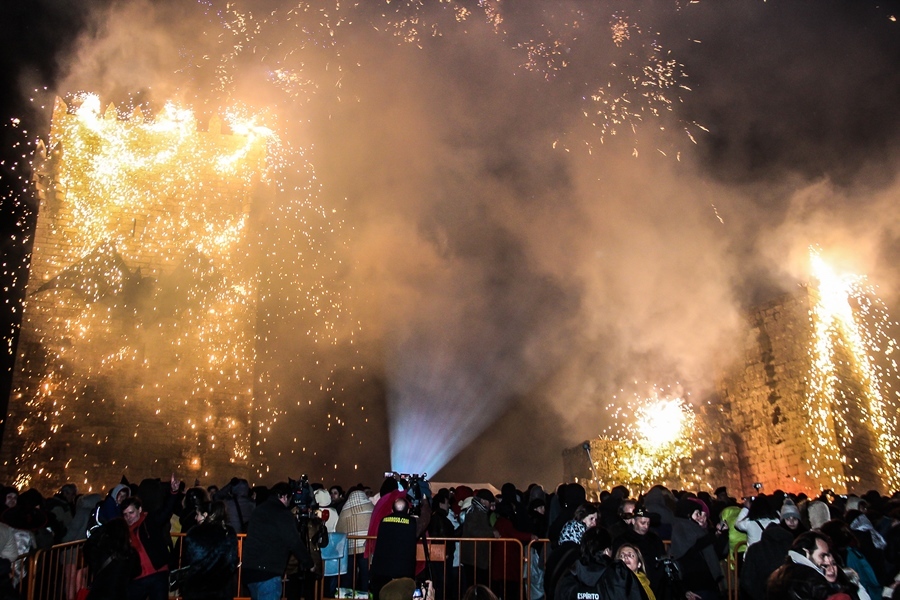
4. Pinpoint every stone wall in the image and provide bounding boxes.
[1,98,267,493]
